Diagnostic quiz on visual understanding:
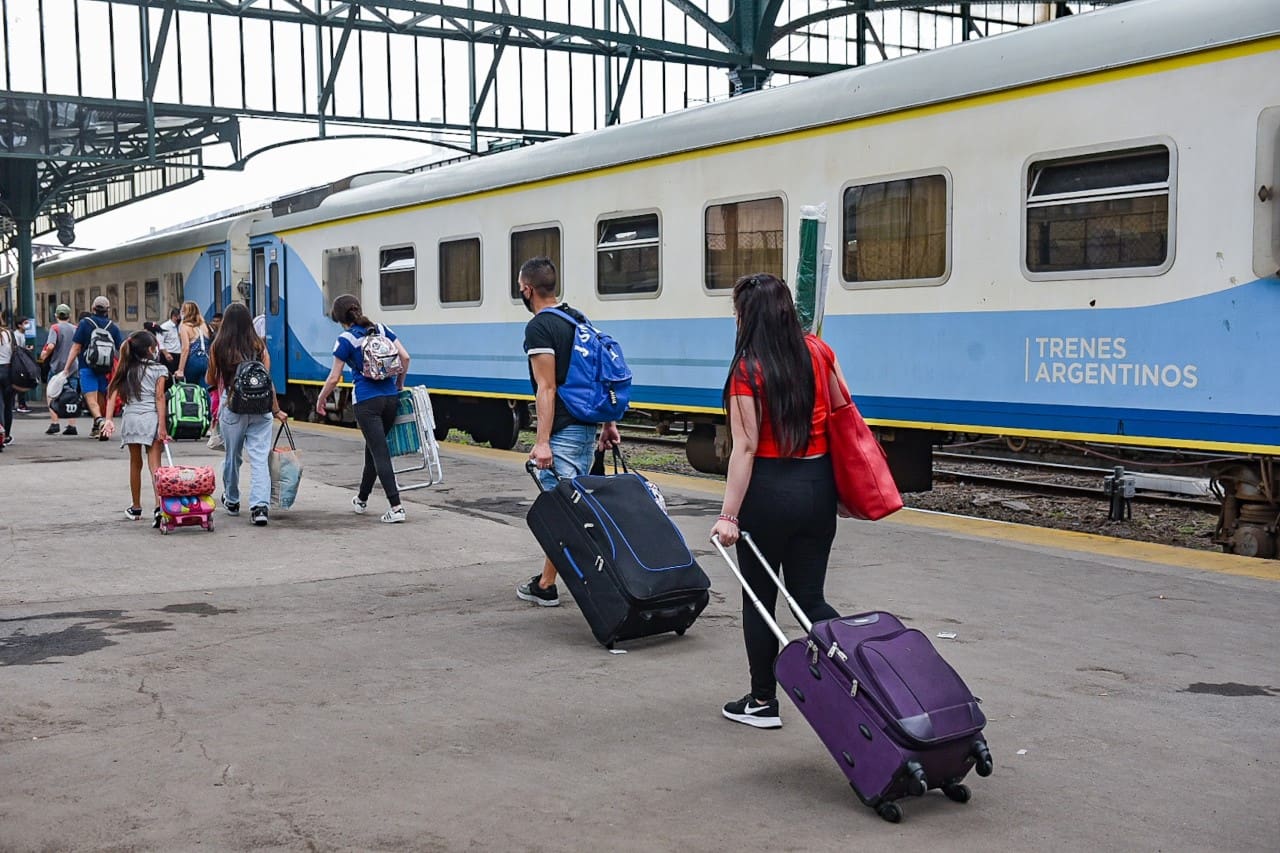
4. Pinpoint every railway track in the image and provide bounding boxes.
[932,452,1219,512]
